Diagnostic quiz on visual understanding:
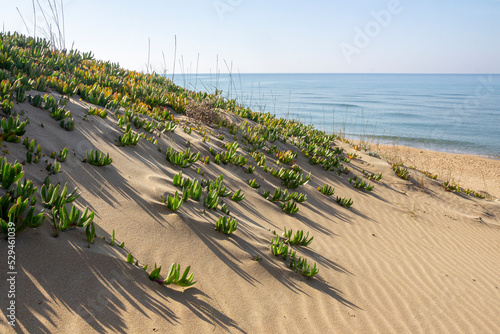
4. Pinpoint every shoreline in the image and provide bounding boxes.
[368,141,500,199]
